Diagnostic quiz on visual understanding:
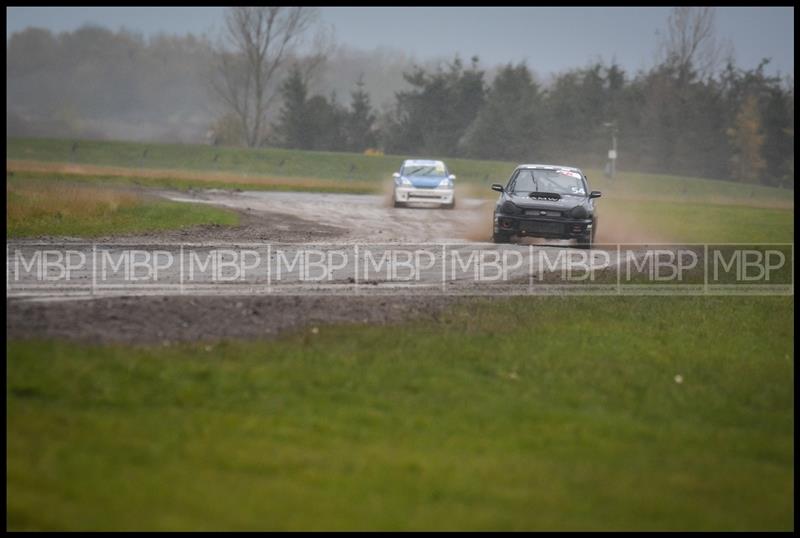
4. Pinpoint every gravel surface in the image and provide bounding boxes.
[7,190,492,343]
[7,294,457,344]
[7,189,625,343]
